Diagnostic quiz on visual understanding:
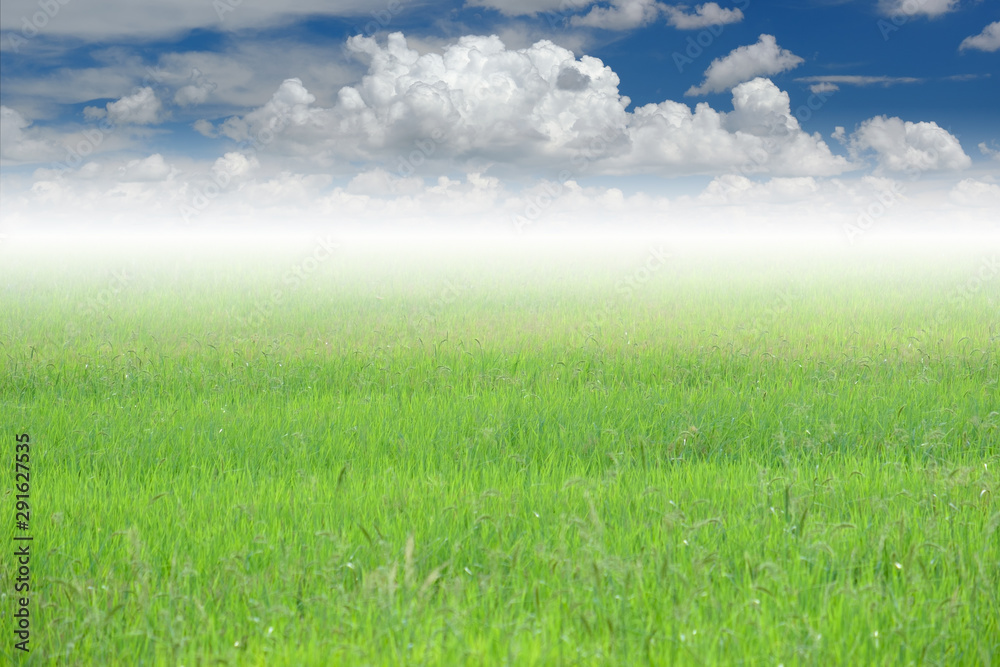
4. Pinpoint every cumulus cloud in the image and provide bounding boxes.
[108,87,163,124]
[663,2,744,29]
[174,78,218,107]
[214,34,848,179]
[118,154,175,181]
[878,0,959,18]
[849,116,971,172]
[960,22,1000,52]
[686,35,804,96]
[217,77,318,148]
[570,0,663,31]
[556,66,593,91]
[0,106,62,164]
[619,78,851,176]
[217,34,634,168]
[85,87,164,125]
[212,152,260,179]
